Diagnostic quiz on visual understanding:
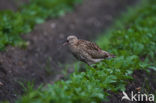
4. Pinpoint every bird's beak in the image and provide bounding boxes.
[63,41,68,46]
